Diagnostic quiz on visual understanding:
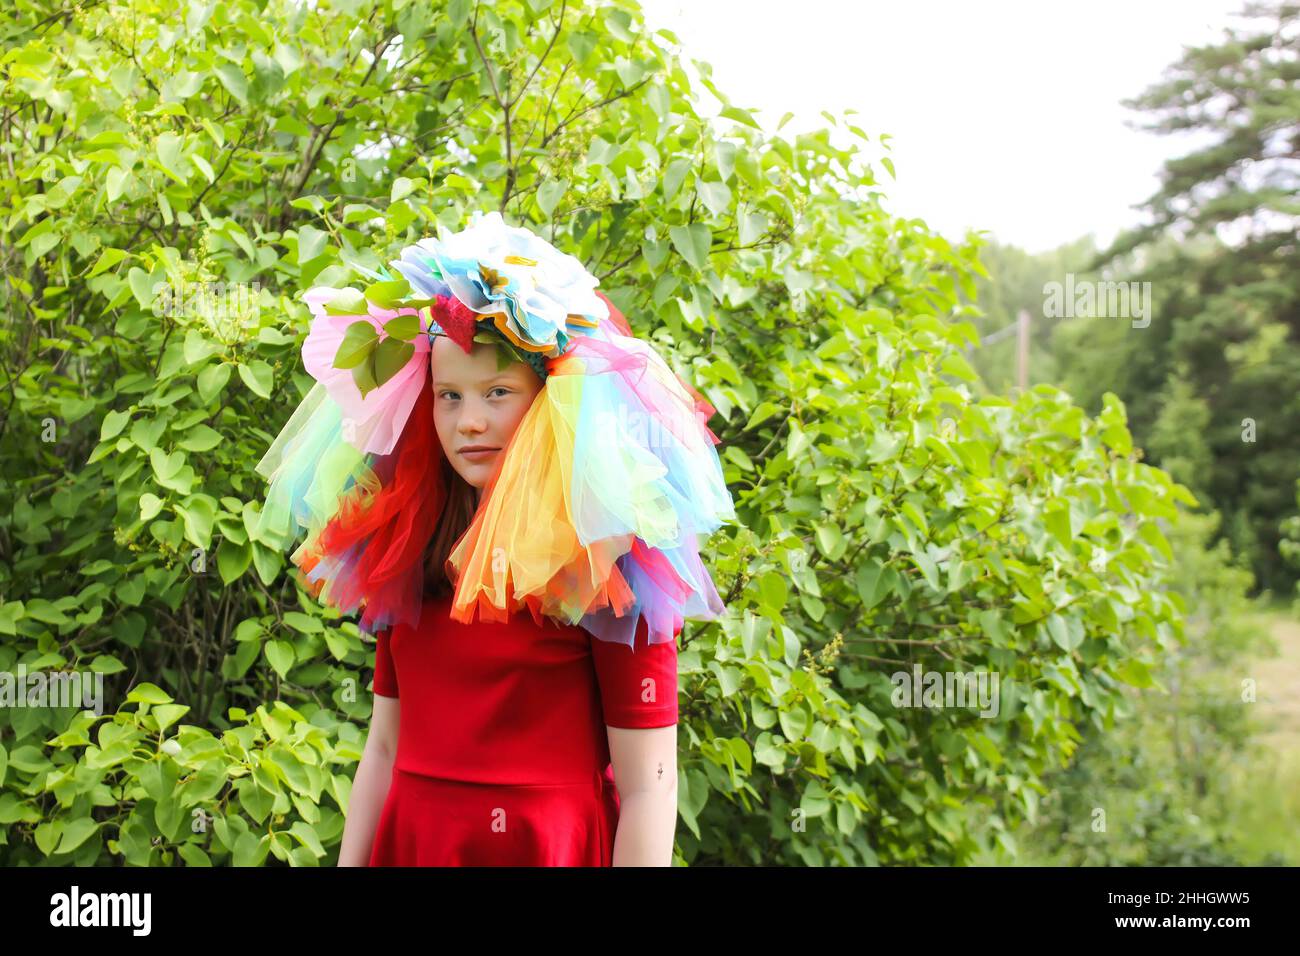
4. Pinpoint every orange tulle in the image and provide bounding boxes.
[444,362,640,630]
